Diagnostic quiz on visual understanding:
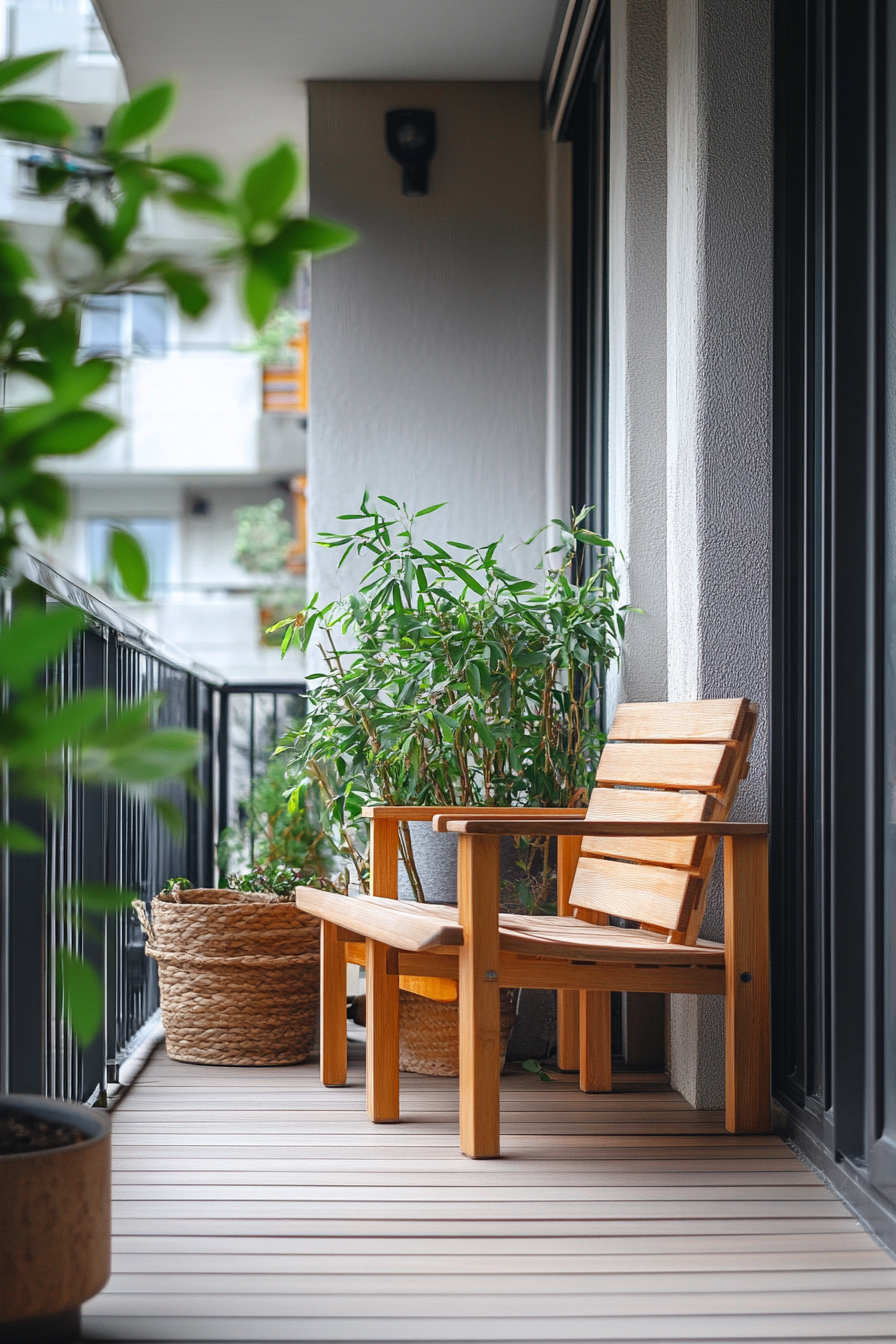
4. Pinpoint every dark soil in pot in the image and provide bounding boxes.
[0,1111,86,1156]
